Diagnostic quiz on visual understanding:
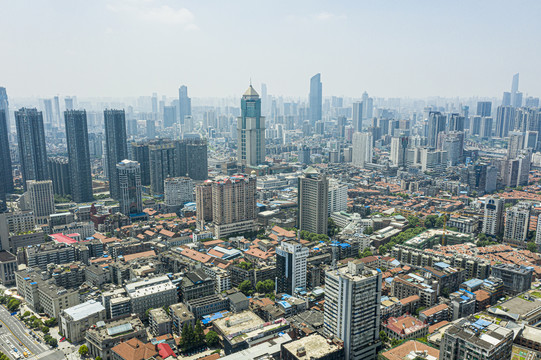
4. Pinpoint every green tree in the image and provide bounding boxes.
[194,321,205,346]
[7,298,20,311]
[41,326,49,334]
[408,216,420,227]
[360,248,373,258]
[180,323,196,351]
[238,280,253,296]
[44,317,57,327]
[379,245,387,255]
[22,311,31,318]
[95,357,102,360]
[79,345,89,357]
[328,218,340,237]
[364,226,374,235]
[527,242,538,253]
[206,330,220,347]
[379,330,388,343]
